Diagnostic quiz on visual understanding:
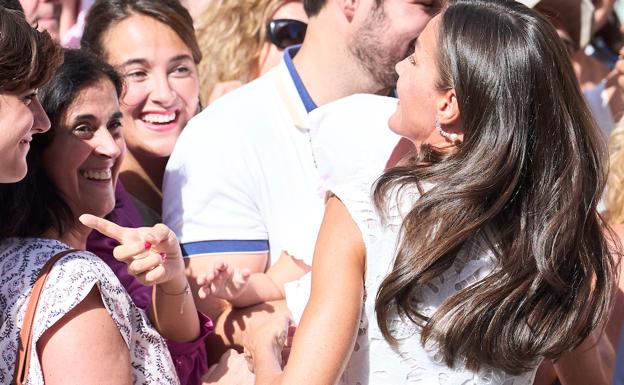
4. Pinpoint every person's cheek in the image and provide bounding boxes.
[173,77,200,115]
[121,82,150,111]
